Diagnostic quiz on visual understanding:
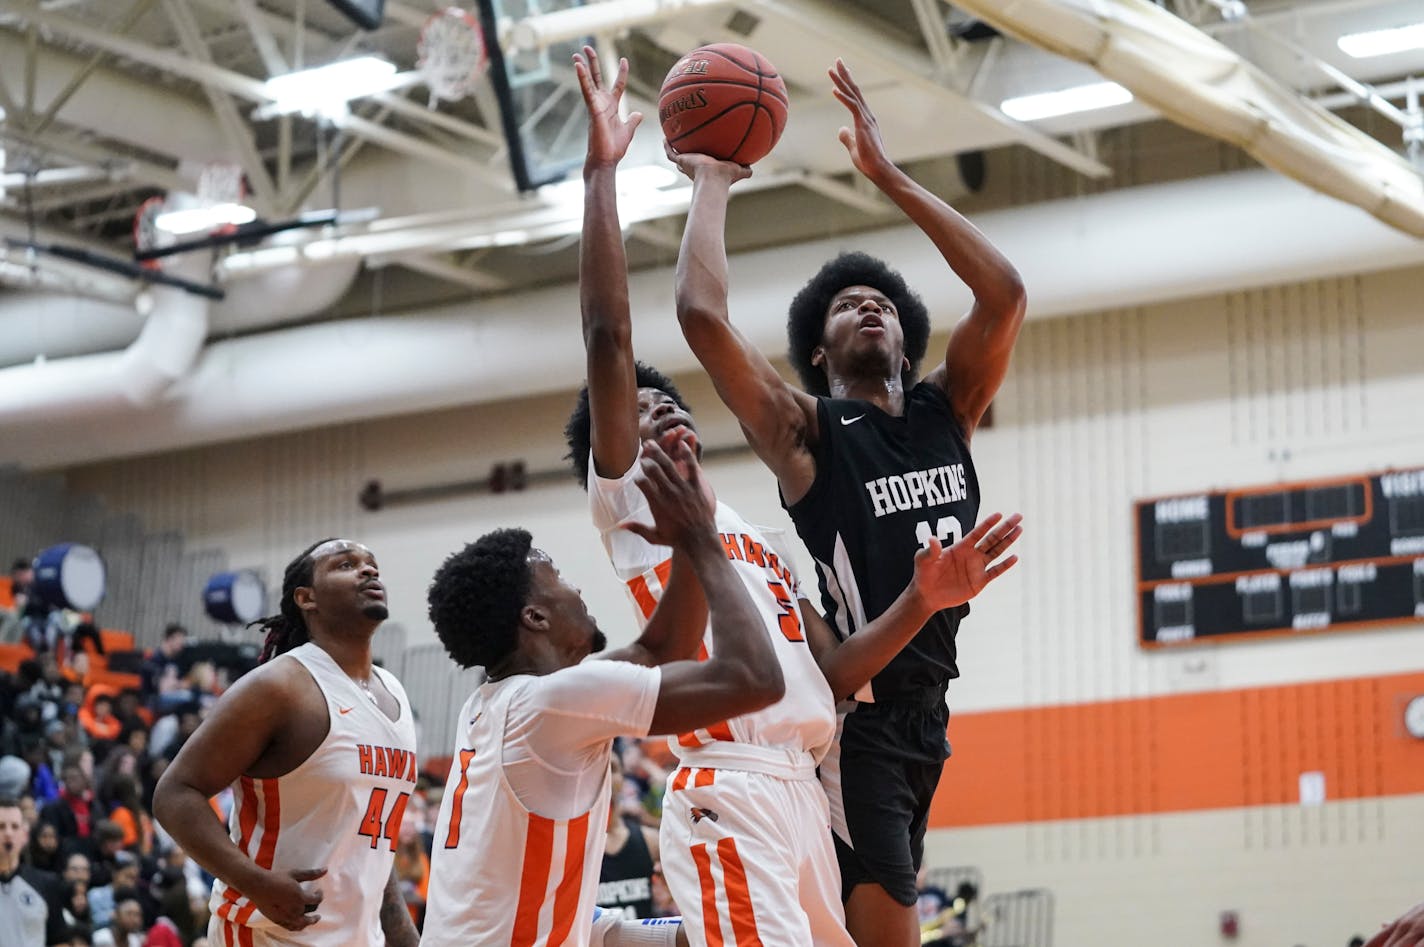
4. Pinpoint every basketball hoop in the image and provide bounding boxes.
[132,196,169,270]
[418,7,488,104]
